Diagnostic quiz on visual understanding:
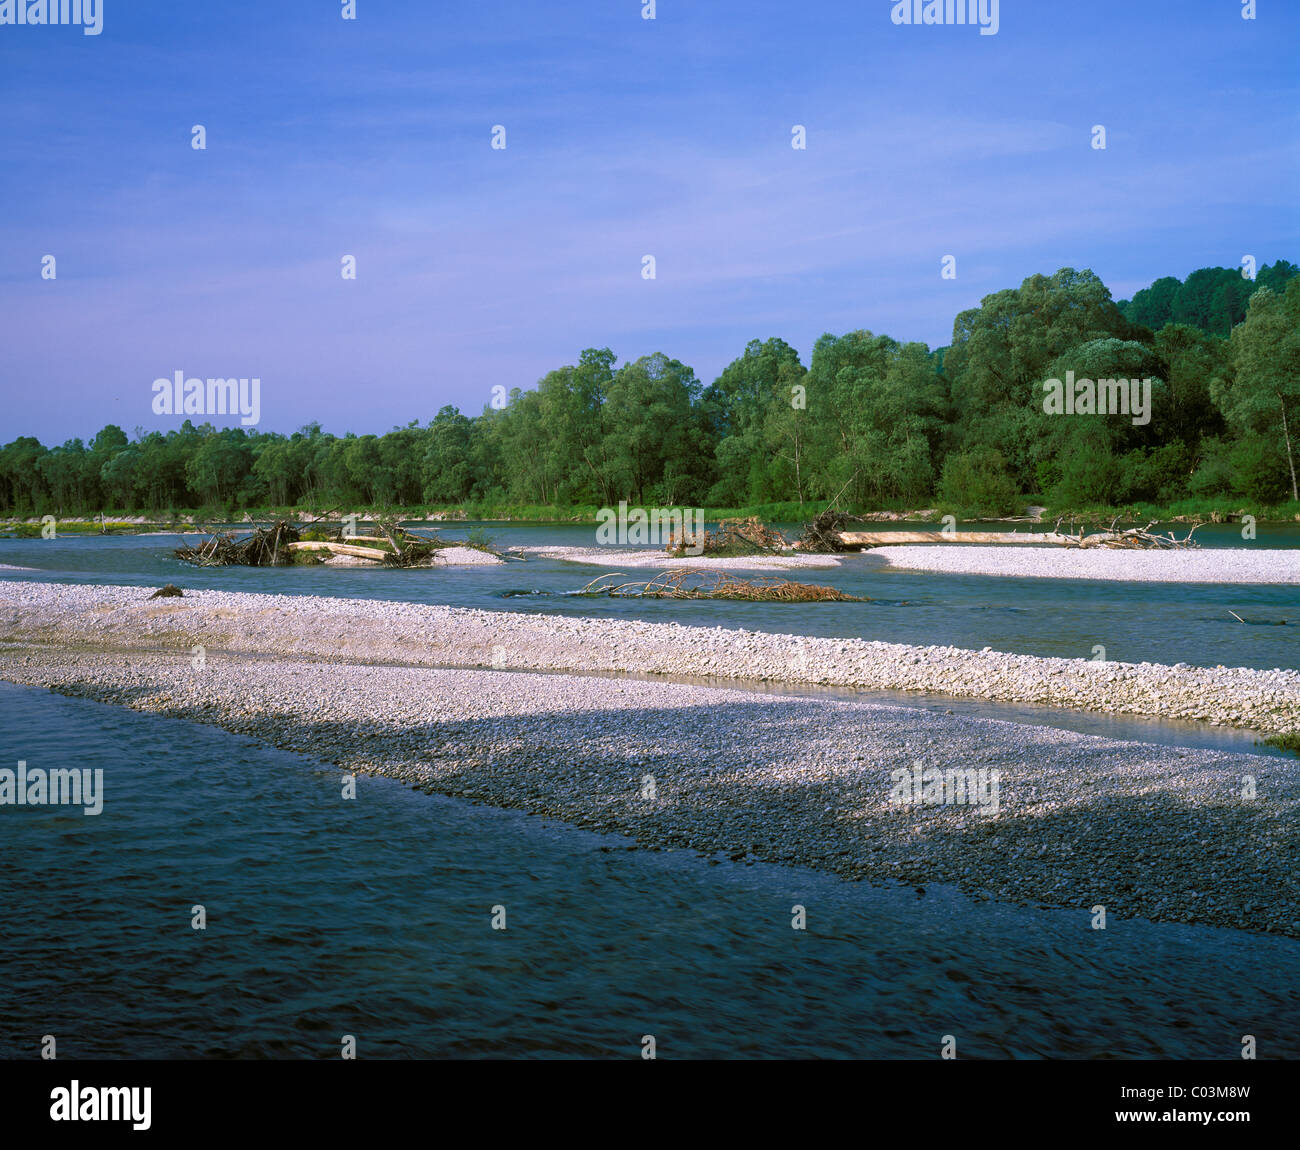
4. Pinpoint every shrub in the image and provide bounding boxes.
[938,447,1021,516]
